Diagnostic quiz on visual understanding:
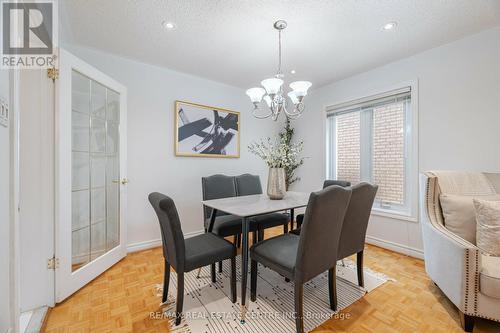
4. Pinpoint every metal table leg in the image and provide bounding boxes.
[240,216,249,323]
